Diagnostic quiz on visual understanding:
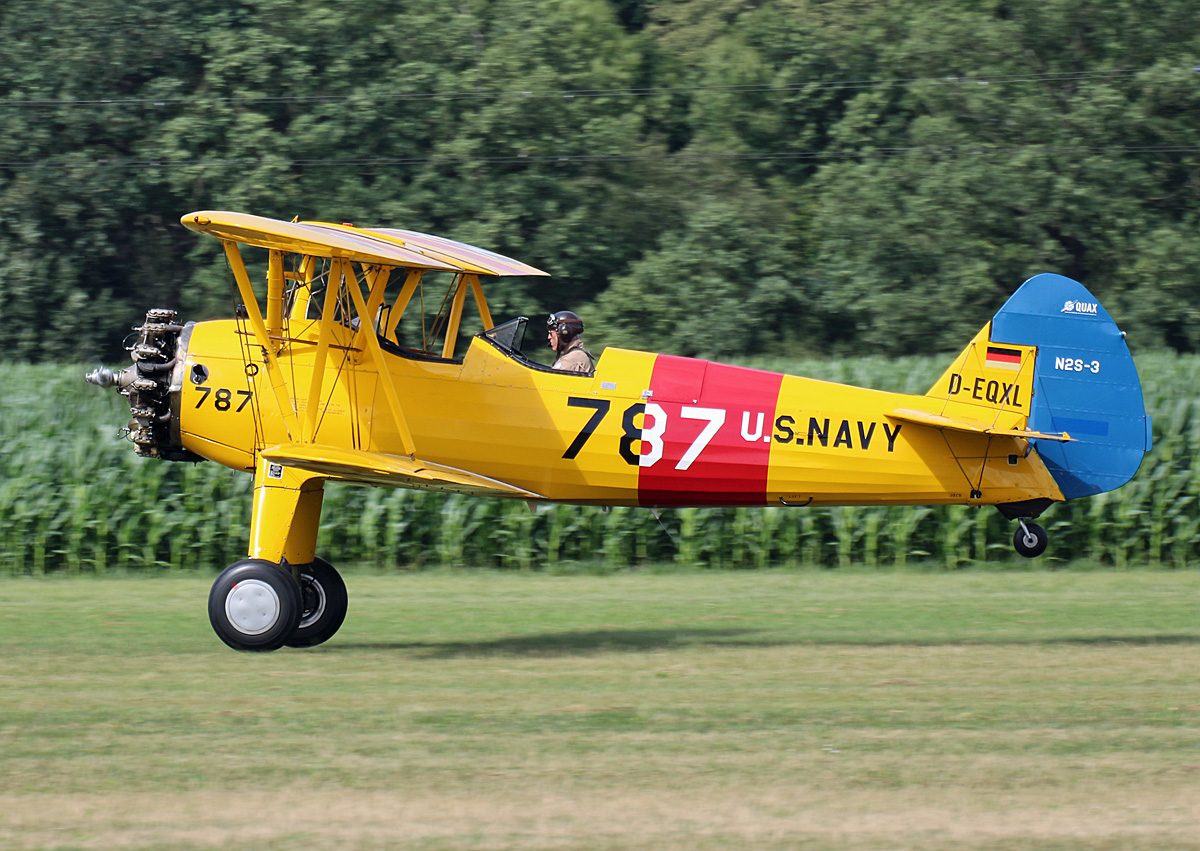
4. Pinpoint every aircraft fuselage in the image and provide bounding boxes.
[177,317,1063,509]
